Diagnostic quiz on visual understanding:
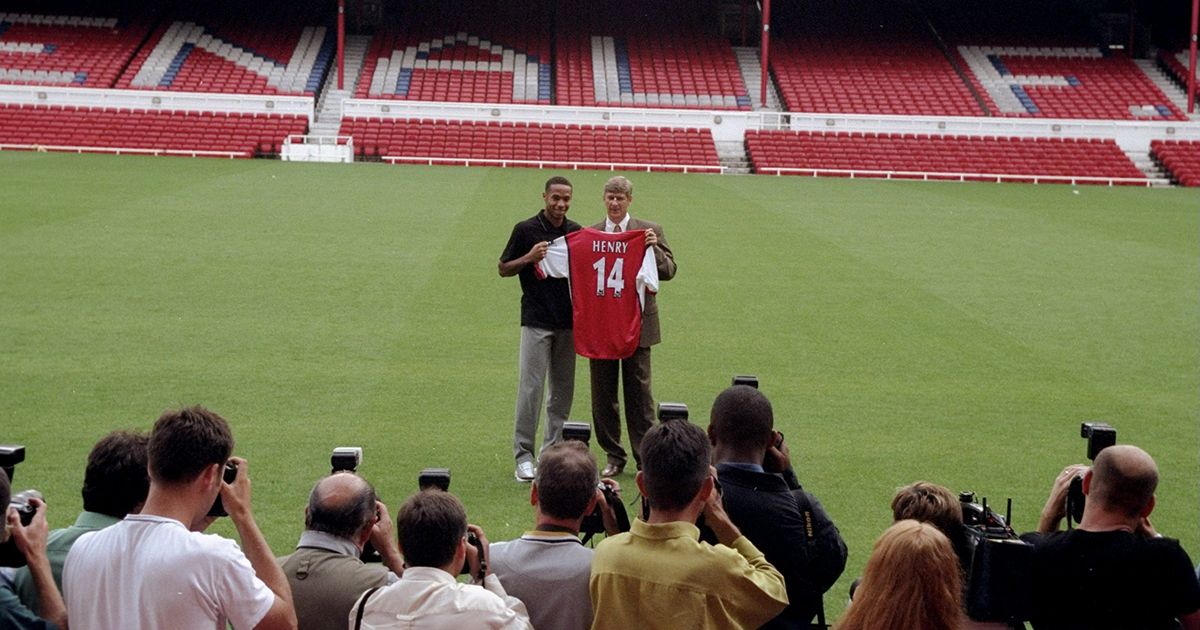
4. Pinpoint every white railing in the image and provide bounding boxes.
[0,84,315,123]
[0,143,245,158]
[342,98,1200,152]
[757,166,1163,186]
[281,134,353,163]
[380,155,725,173]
